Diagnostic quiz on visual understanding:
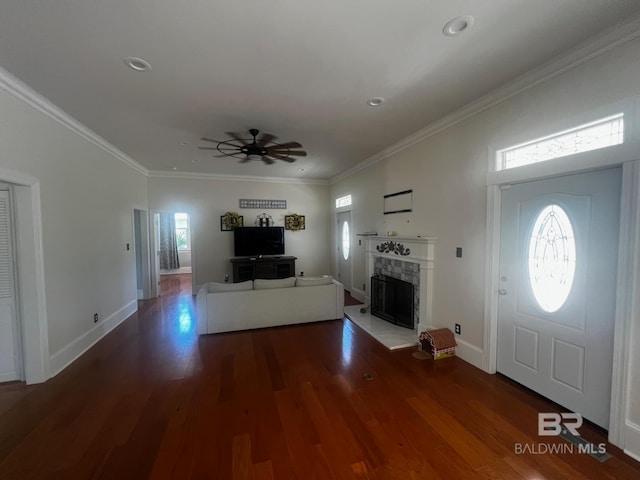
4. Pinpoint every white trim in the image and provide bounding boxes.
[0,67,149,177]
[0,169,50,384]
[455,338,484,371]
[482,184,502,374]
[624,422,640,462]
[331,14,640,185]
[147,170,328,186]
[349,287,366,304]
[49,299,137,377]
[610,160,640,446]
